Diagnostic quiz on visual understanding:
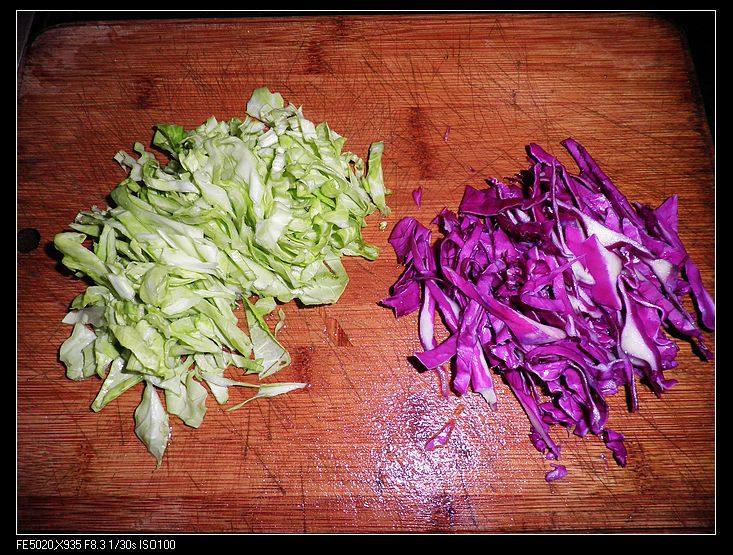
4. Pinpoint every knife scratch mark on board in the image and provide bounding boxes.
[115,401,126,445]
[457,472,479,529]
[252,447,286,495]
[186,472,203,493]
[268,401,295,431]
[300,461,307,533]
[242,408,252,462]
